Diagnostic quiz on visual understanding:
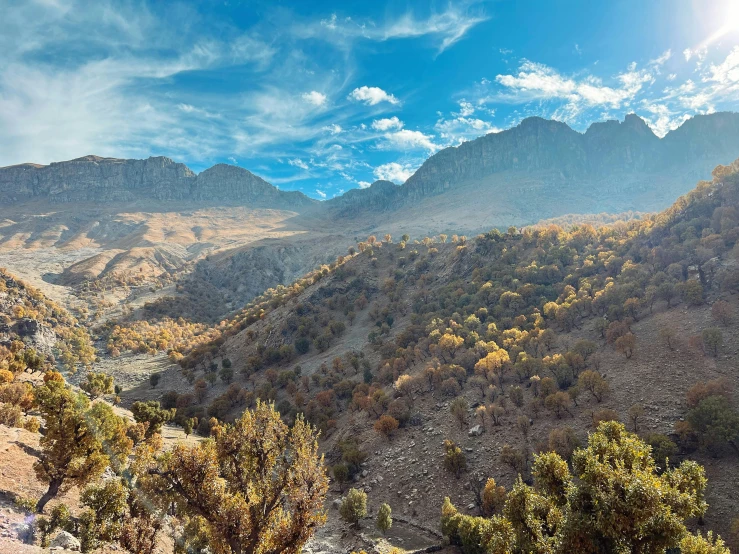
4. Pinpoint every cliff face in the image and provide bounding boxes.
[328,112,739,216]
[0,155,316,210]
